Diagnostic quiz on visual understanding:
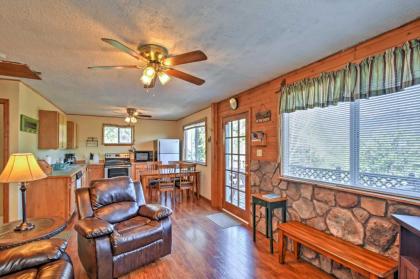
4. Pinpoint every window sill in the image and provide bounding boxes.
[280,175,420,207]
